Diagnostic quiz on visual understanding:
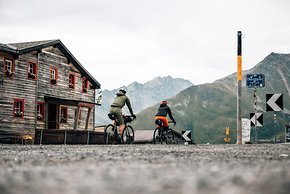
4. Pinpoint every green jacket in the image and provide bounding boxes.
[111,91,134,115]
